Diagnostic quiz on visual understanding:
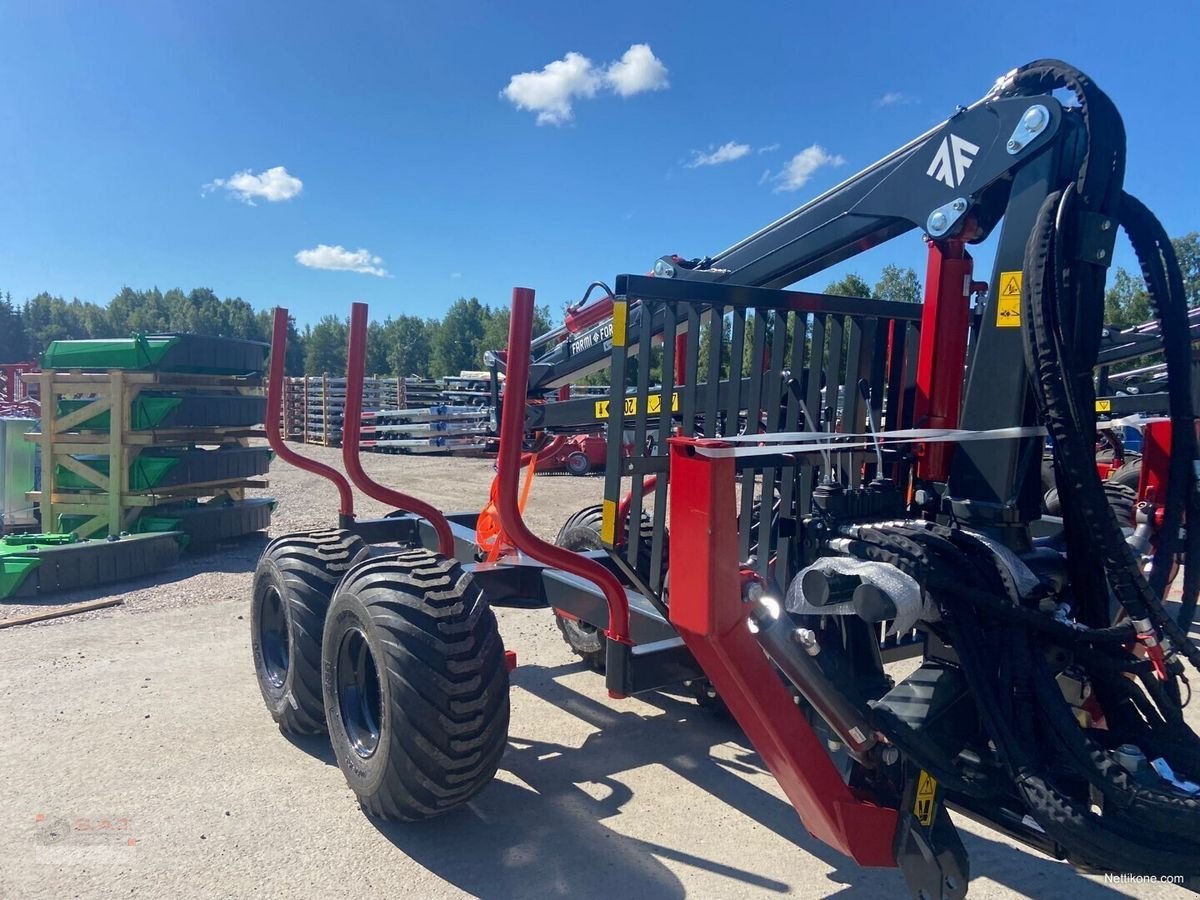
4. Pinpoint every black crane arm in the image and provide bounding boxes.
[512,75,1079,402]
[657,91,1067,289]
